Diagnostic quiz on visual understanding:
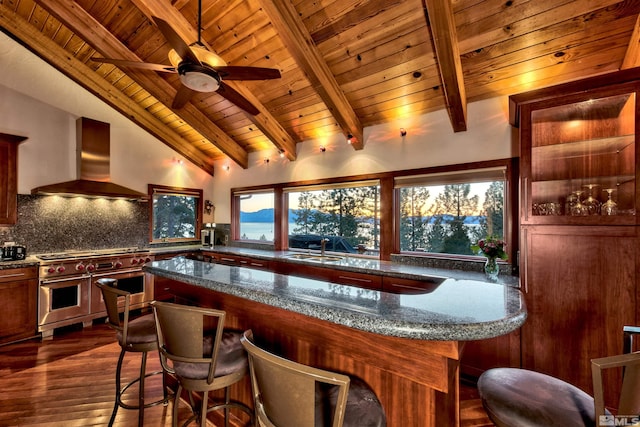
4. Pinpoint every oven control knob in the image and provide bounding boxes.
[145,257,152,263]
[138,258,146,265]
[57,266,66,273]
[87,264,95,272]
[114,261,123,268]
[47,266,56,274]
[131,258,138,265]
[75,263,85,271]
